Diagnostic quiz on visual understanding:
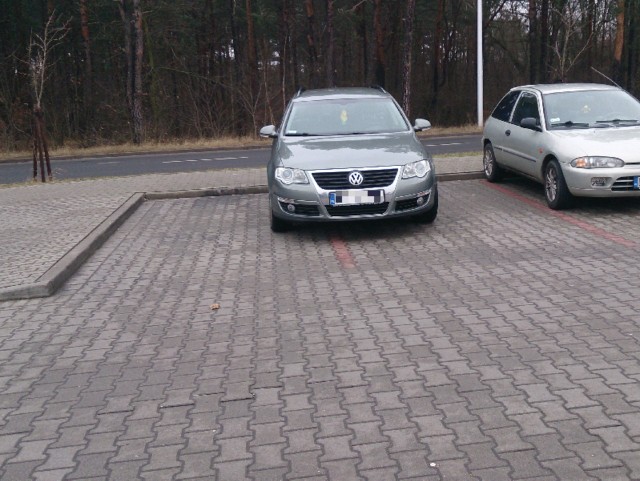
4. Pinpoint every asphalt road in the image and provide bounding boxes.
[0,133,481,185]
